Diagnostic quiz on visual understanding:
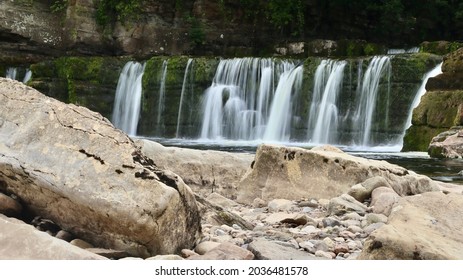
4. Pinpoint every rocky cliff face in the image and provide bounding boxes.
[1,0,460,67]
[402,48,463,152]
